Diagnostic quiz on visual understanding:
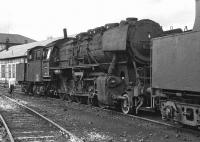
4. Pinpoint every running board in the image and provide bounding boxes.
[139,107,156,112]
